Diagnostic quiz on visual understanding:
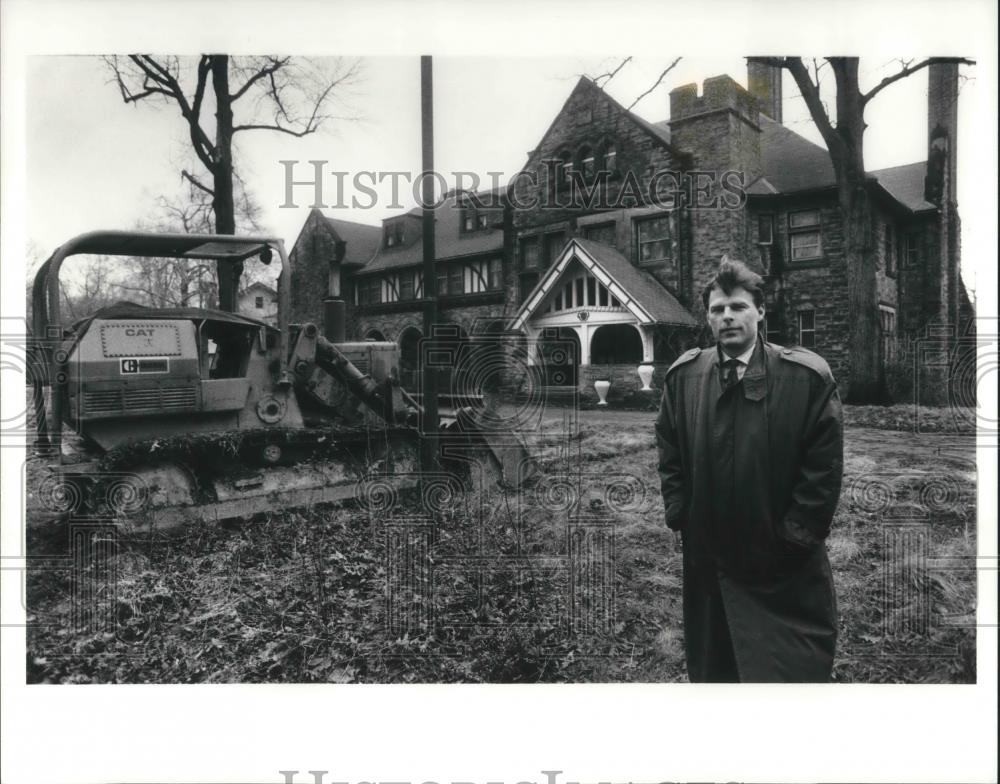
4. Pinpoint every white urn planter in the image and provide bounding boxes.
[594,379,611,406]
[637,363,654,391]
